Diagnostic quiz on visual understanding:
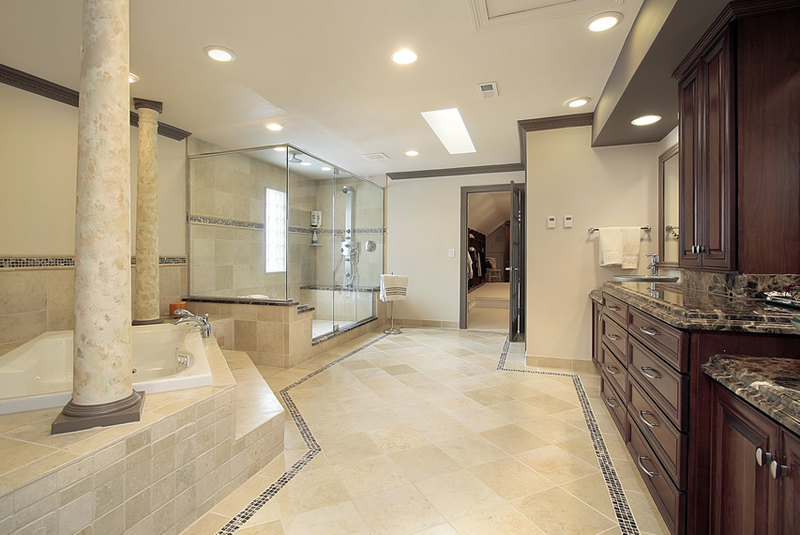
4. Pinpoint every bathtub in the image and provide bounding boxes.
[0,323,213,415]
